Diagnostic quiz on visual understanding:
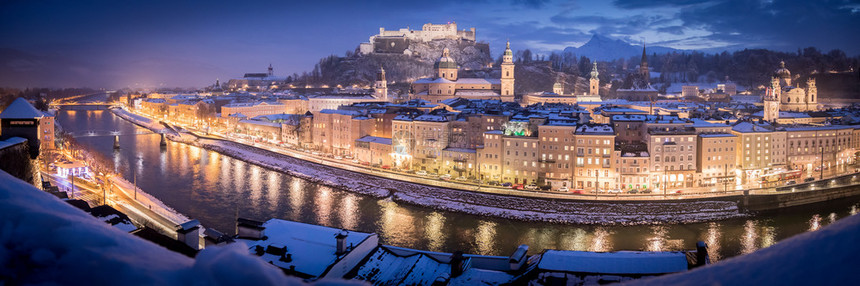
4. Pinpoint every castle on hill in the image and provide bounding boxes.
[359,22,476,55]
